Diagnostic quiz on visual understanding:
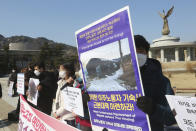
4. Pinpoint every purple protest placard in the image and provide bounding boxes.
[75,6,151,131]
